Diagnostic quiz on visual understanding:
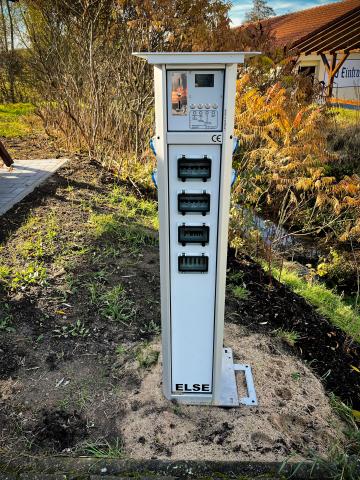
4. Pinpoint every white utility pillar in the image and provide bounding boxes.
[134,52,259,407]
